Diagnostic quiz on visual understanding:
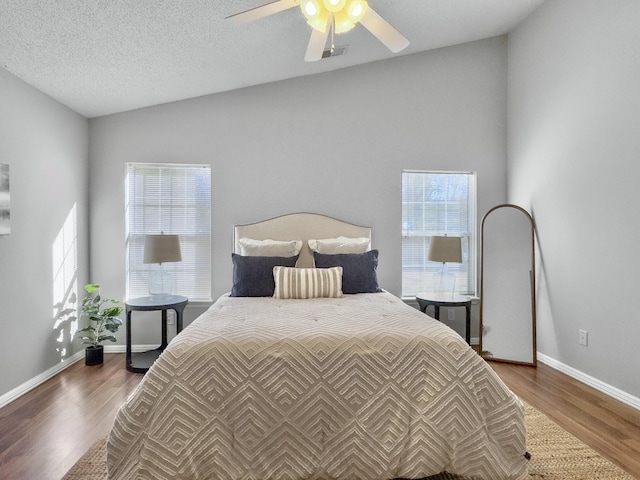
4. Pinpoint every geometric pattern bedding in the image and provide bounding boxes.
[107,292,528,480]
